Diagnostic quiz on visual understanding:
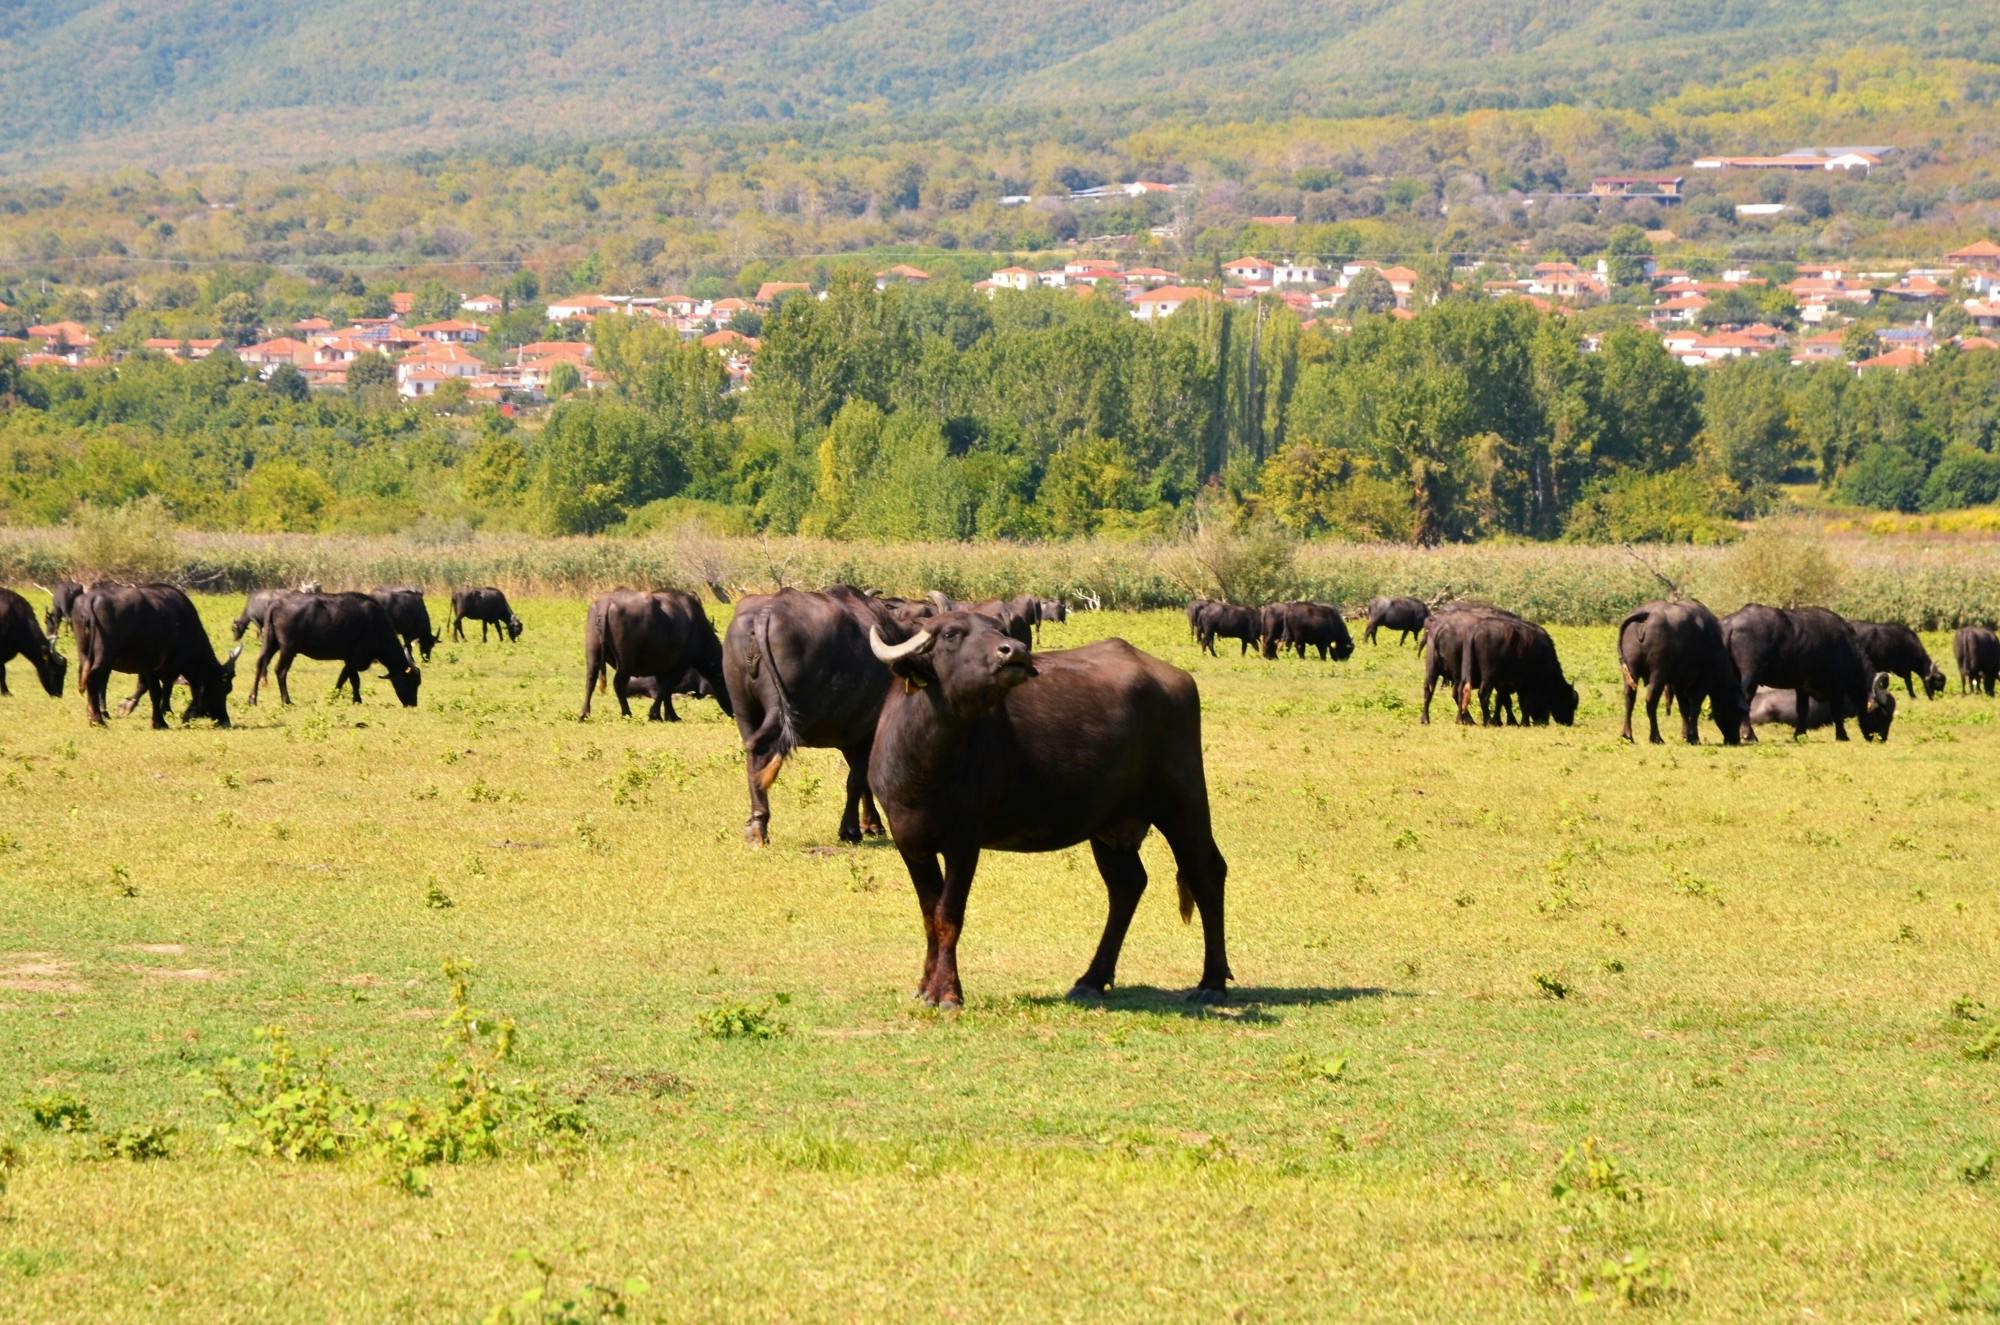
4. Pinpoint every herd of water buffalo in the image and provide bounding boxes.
[2,576,1998,1005]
